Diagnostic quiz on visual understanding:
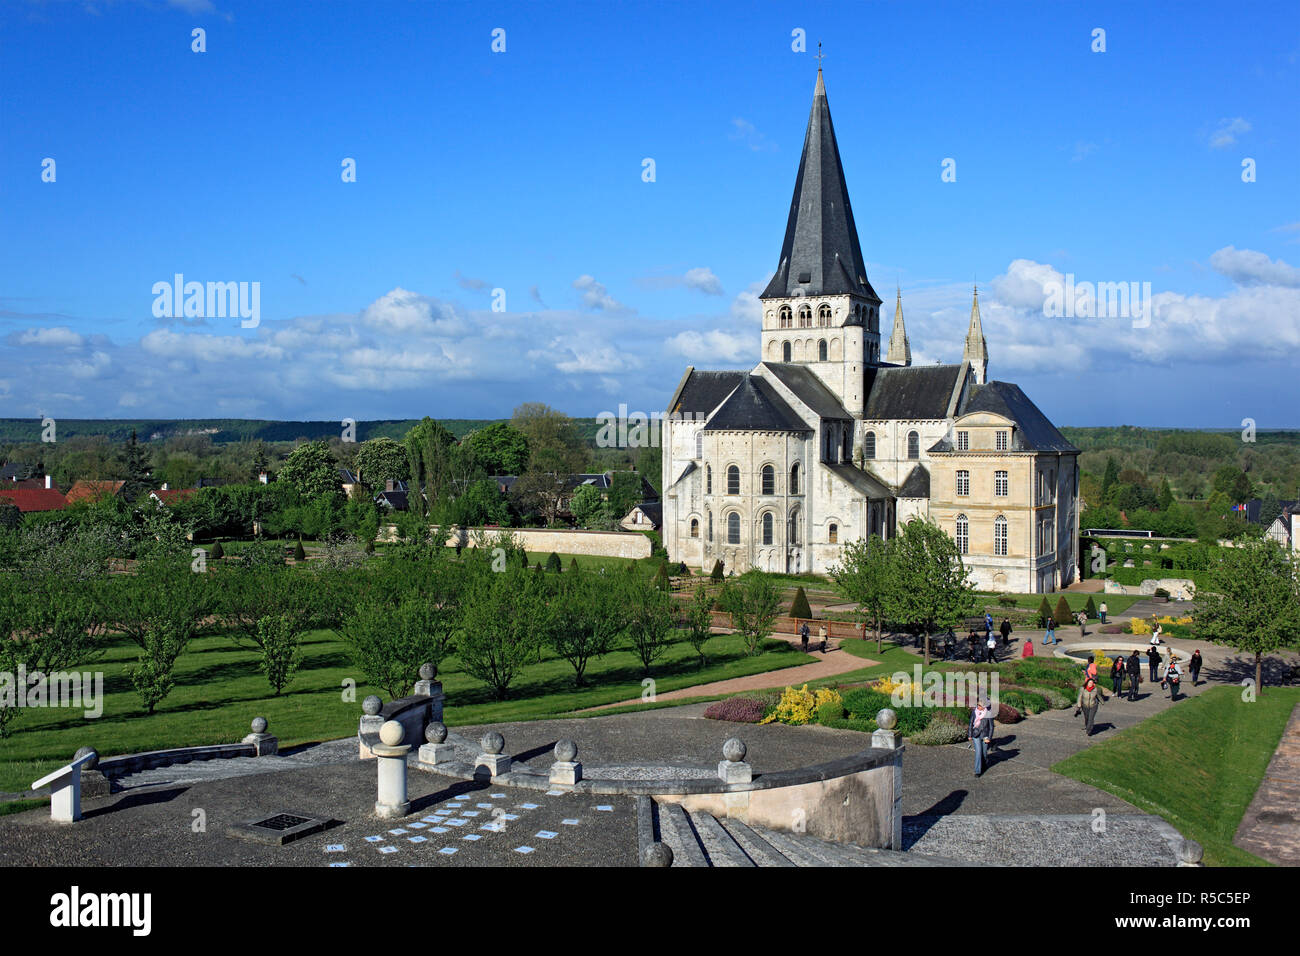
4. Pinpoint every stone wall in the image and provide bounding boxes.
[380,525,652,560]
[1103,577,1196,600]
